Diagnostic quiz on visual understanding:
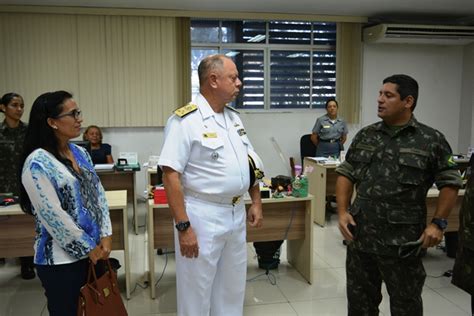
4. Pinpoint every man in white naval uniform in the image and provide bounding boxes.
[159,54,263,316]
